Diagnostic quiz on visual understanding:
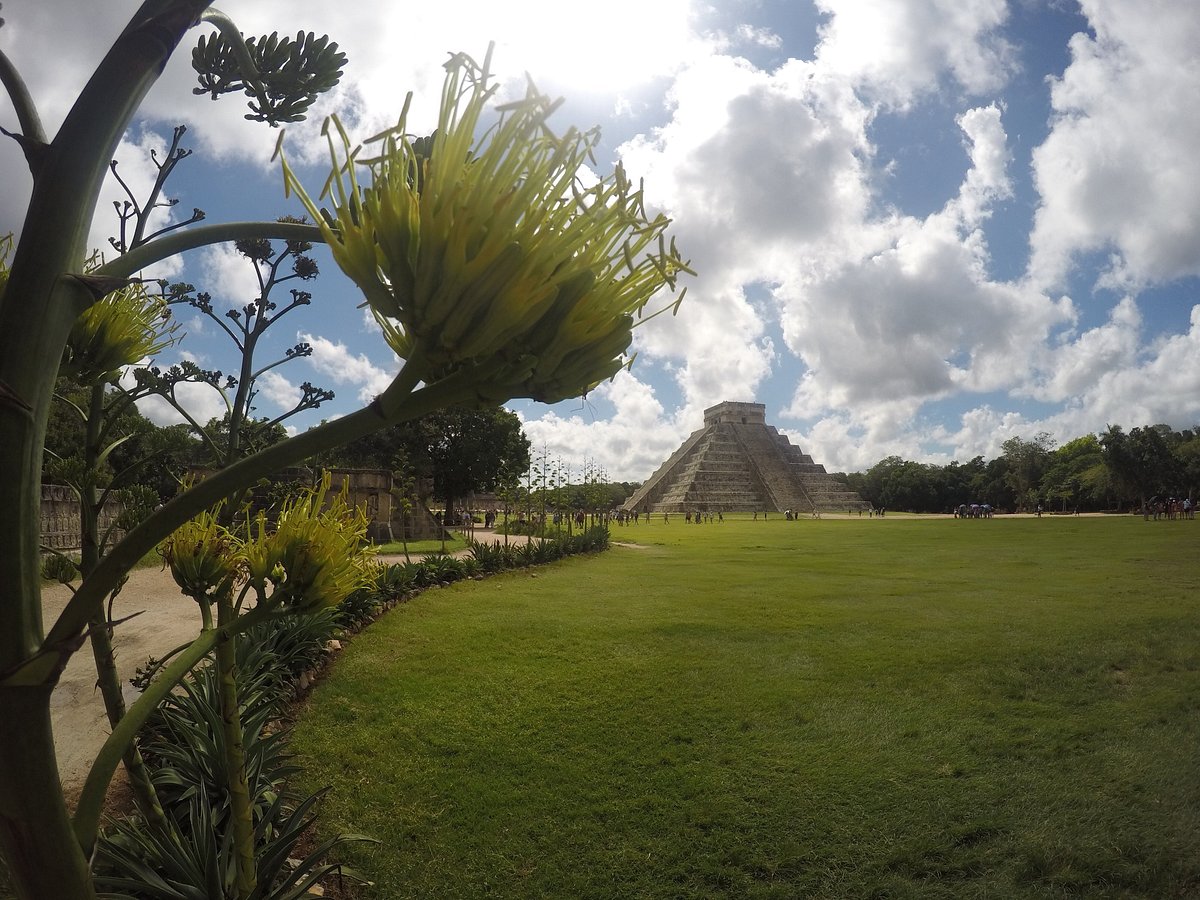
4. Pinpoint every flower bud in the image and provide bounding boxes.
[161,508,238,602]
